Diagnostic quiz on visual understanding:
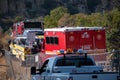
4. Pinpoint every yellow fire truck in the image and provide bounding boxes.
[9,35,44,61]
